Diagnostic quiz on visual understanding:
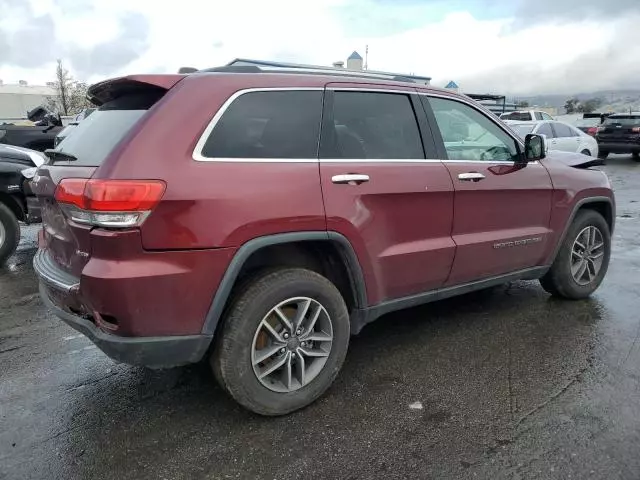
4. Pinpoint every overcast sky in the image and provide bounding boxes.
[1,0,639,95]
